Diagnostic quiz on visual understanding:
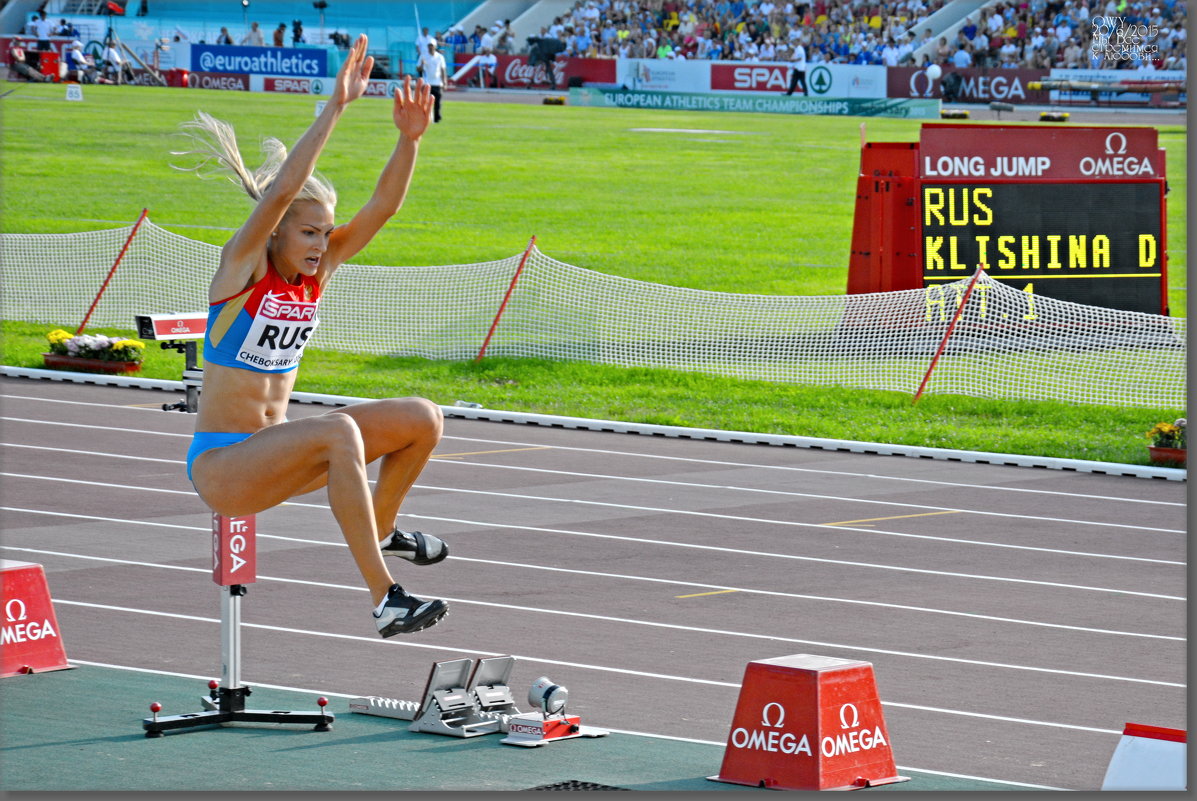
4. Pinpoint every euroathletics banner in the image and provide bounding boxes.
[189,43,327,77]
[569,86,939,117]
